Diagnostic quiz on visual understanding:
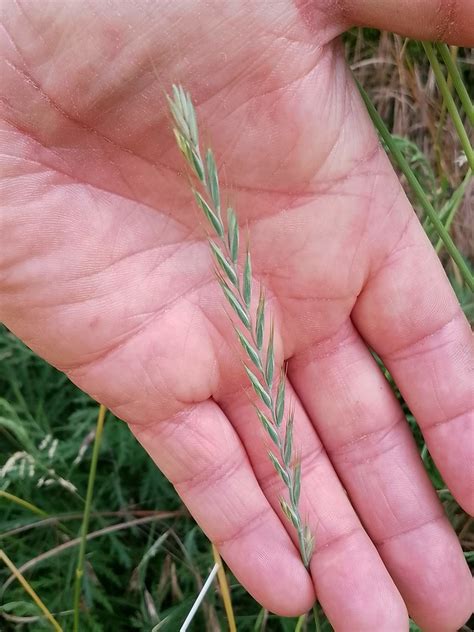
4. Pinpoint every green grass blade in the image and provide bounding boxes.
[436,43,474,126]
[0,490,47,518]
[435,169,472,254]
[422,42,474,171]
[356,78,474,291]
[295,614,307,632]
[73,404,106,632]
